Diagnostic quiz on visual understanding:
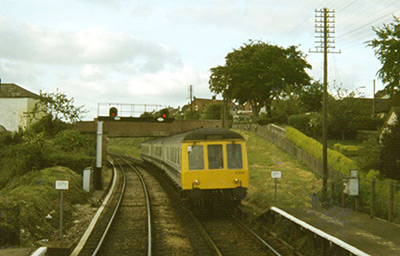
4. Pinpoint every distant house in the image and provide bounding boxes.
[374,91,400,117]
[191,96,237,115]
[0,83,40,132]
[379,106,400,141]
[386,107,400,126]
